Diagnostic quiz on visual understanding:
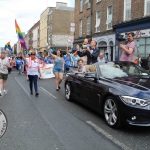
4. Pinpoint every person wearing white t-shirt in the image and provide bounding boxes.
[0,52,10,96]
[22,51,41,97]
[74,59,86,74]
